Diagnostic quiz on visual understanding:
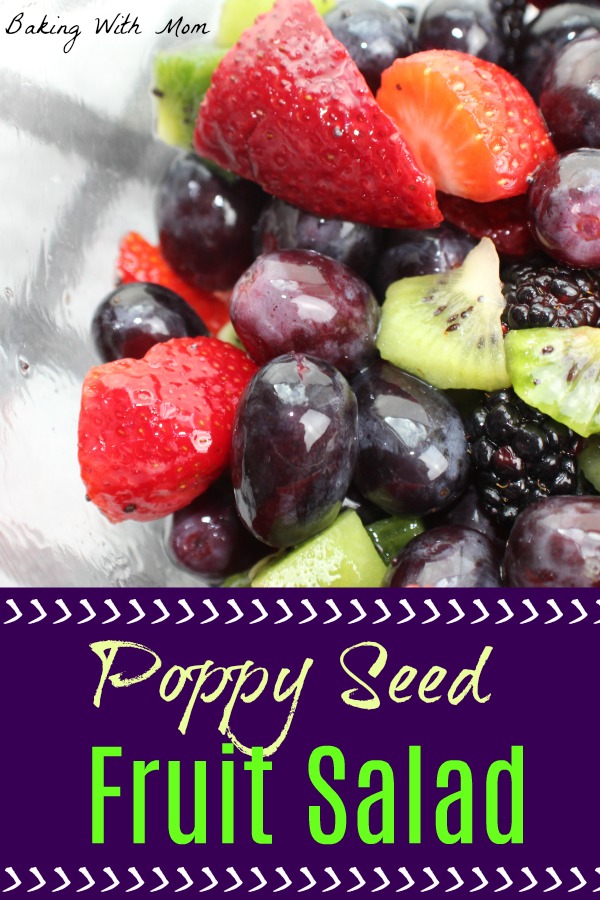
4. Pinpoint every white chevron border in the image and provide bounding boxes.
[2,596,599,625]
[1,865,596,893]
